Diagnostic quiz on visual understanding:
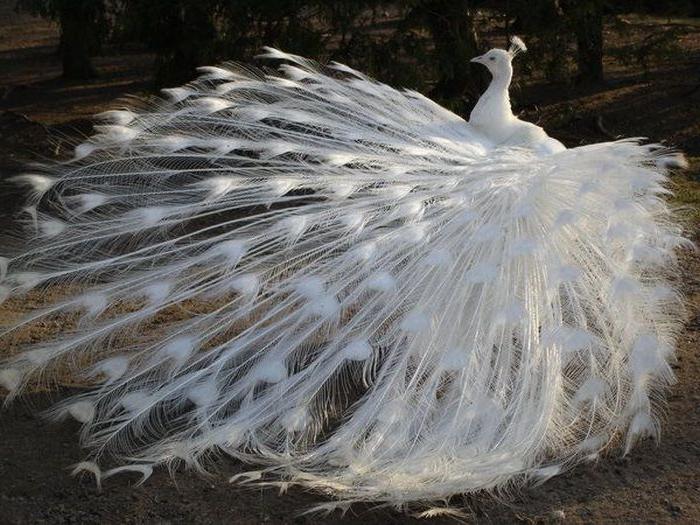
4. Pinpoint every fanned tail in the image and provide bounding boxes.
[0,49,688,504]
